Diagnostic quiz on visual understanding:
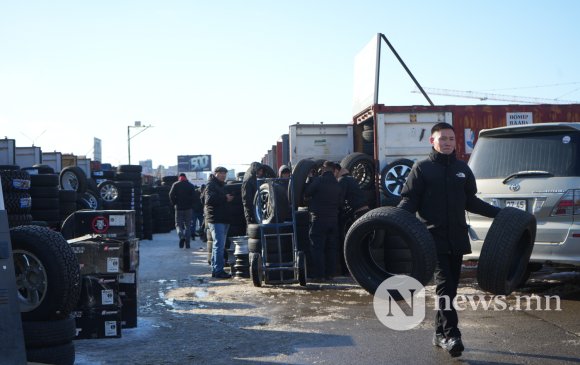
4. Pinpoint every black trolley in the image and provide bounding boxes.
[249,176,307,286]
